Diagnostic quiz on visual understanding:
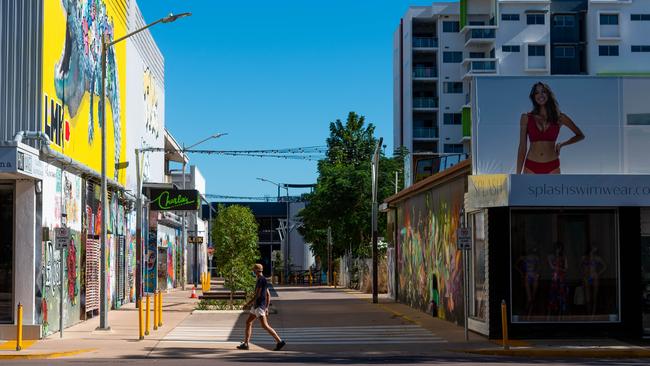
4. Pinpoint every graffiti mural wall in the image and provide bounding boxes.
[396,176,466,324]
[42,0,127,185]
[157,225,178,289]
[40,165,83,335]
